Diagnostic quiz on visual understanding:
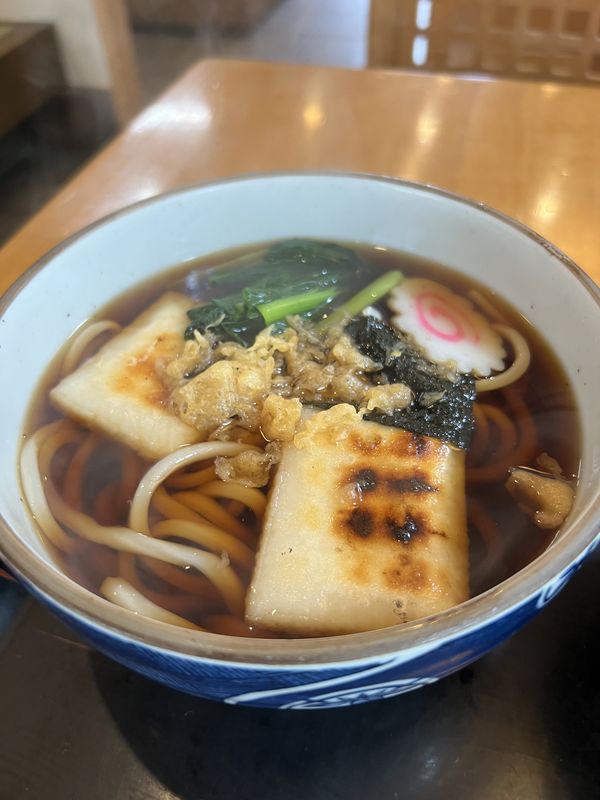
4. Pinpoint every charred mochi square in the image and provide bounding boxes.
[245,406,468,635]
